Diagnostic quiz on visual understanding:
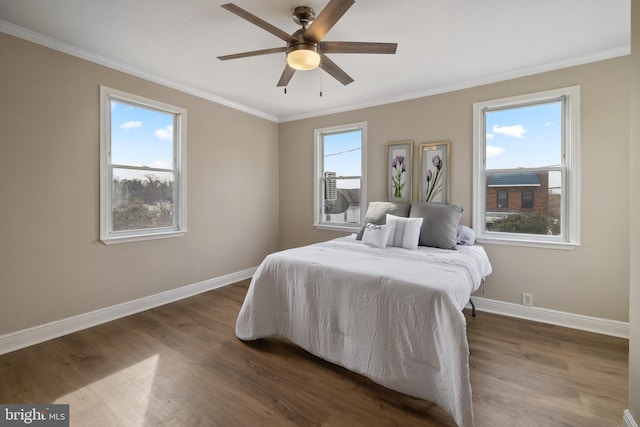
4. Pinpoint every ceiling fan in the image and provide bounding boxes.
[217,0,397,88]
